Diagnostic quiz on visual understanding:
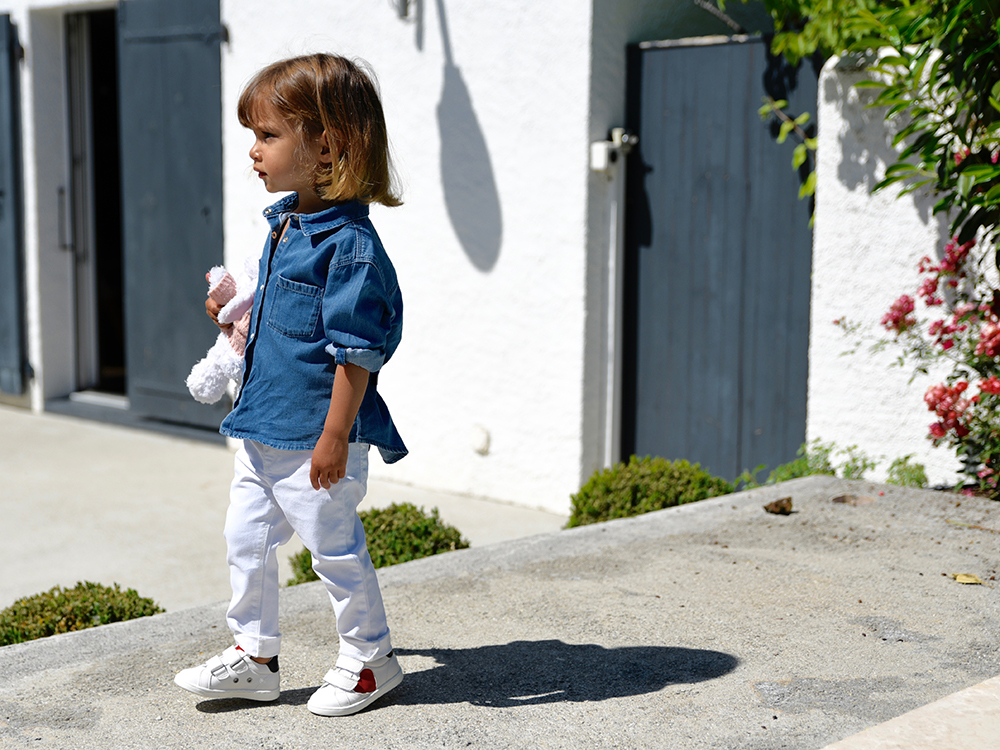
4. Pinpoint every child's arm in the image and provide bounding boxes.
[310,362,370,490]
